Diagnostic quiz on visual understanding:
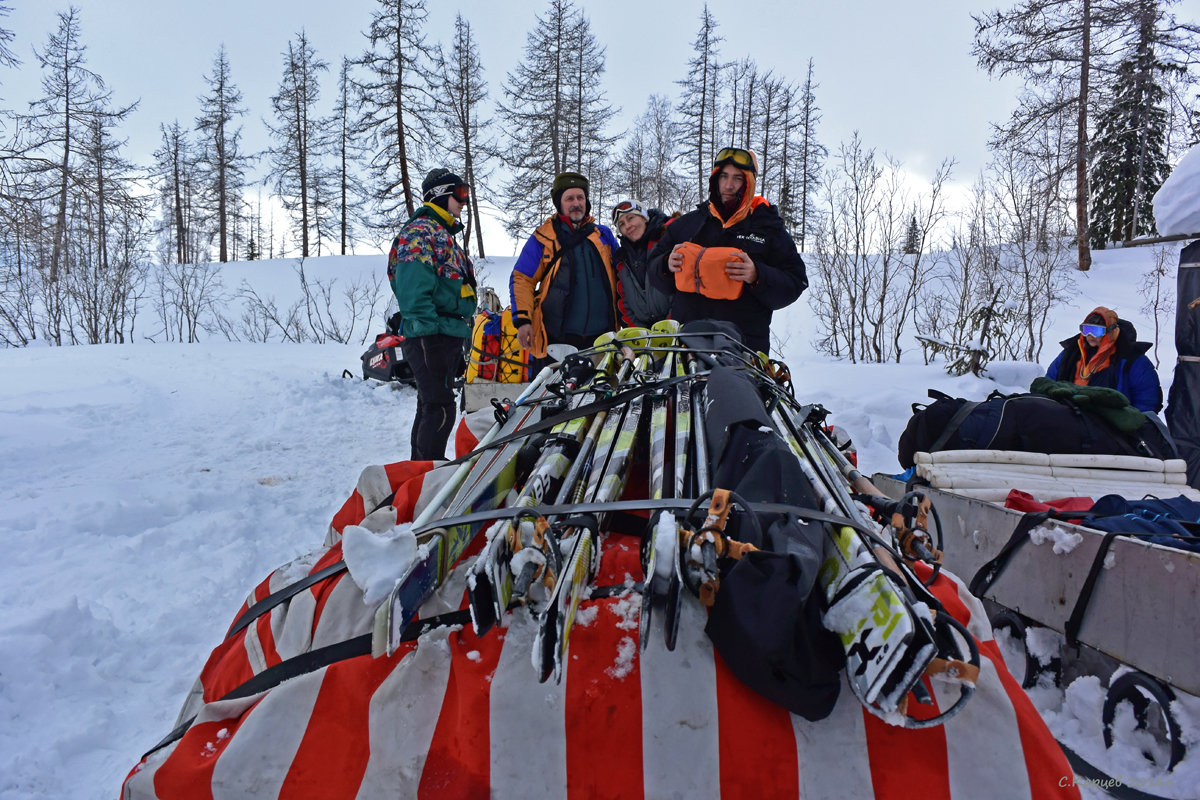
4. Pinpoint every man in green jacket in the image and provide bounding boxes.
[388,168,477,460]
